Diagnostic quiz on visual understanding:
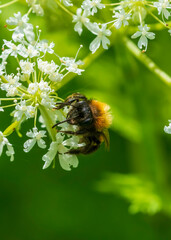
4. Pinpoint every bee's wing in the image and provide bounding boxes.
[102,129,110,151]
